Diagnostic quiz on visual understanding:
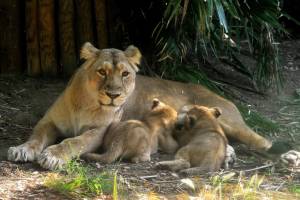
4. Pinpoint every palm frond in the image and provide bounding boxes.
[154,0,285,91]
